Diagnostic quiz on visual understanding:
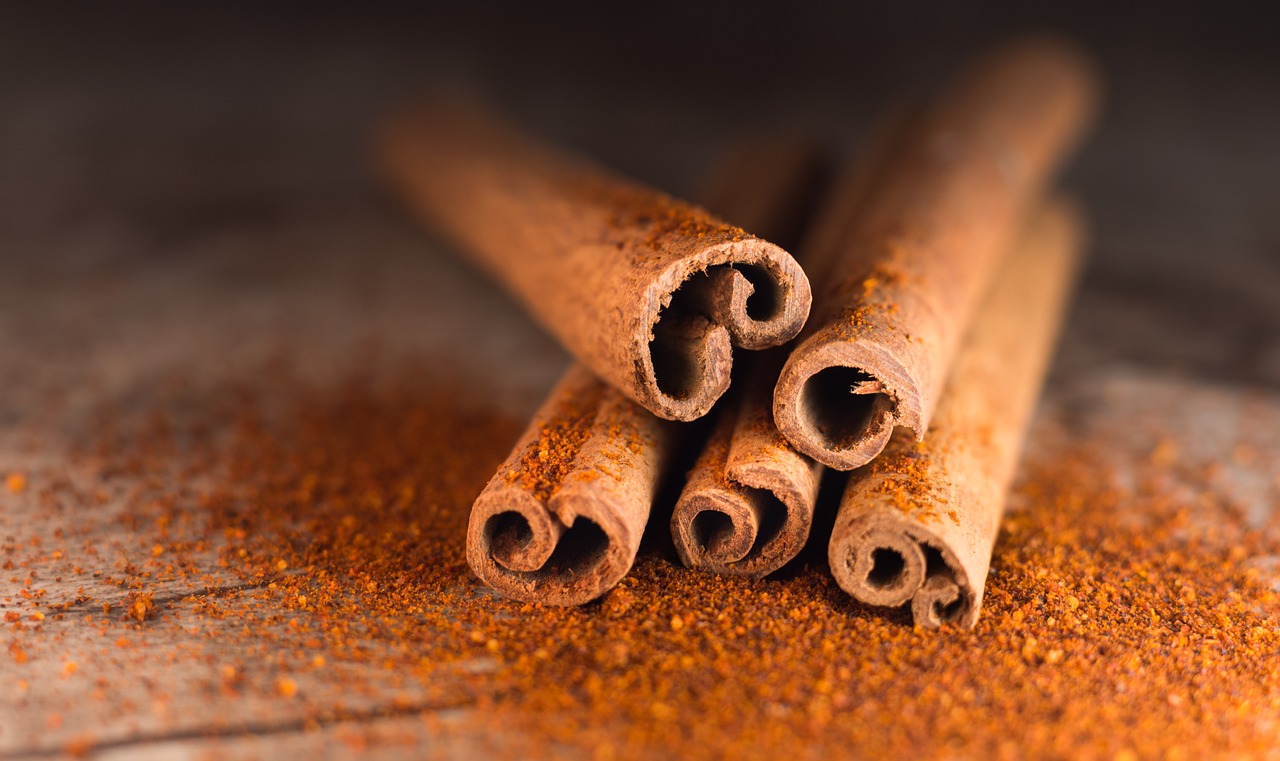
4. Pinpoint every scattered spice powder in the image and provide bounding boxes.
[4,365,1280,759]
[861,437,954,521]
[126,591,155,623]
[596,183,748,253]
